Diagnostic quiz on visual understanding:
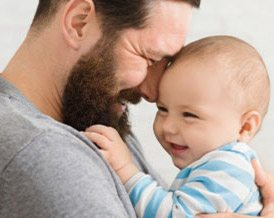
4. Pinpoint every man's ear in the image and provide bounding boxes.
[238,111,261,143]
[62,0,98,50]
